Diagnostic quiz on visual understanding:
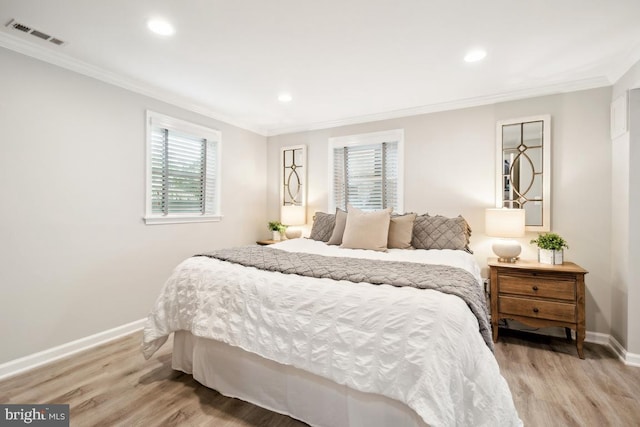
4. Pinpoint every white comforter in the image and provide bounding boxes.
[143,239,521,427]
